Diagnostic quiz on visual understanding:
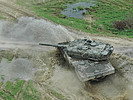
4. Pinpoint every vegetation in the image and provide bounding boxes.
[89,0,133,37]
[22,81,40,100]
[78,6,84,10]
[0,80,41,100]
[0,16,6,19]
[16,0,133,38]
